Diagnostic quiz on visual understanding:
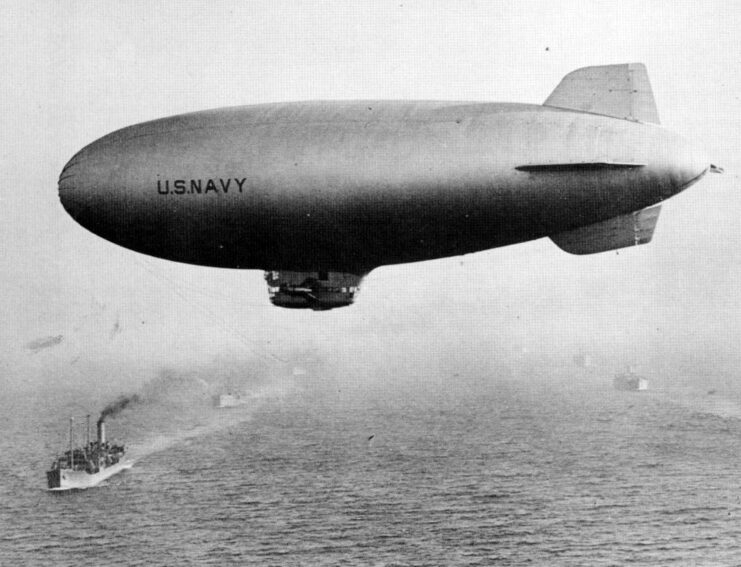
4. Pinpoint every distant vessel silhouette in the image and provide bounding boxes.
[214,392,250,408]
[613,367,648,391]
